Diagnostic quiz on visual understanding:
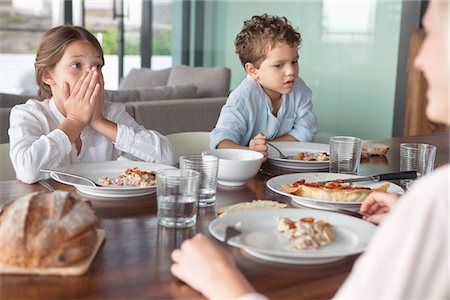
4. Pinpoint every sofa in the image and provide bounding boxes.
[0,65,230,144]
